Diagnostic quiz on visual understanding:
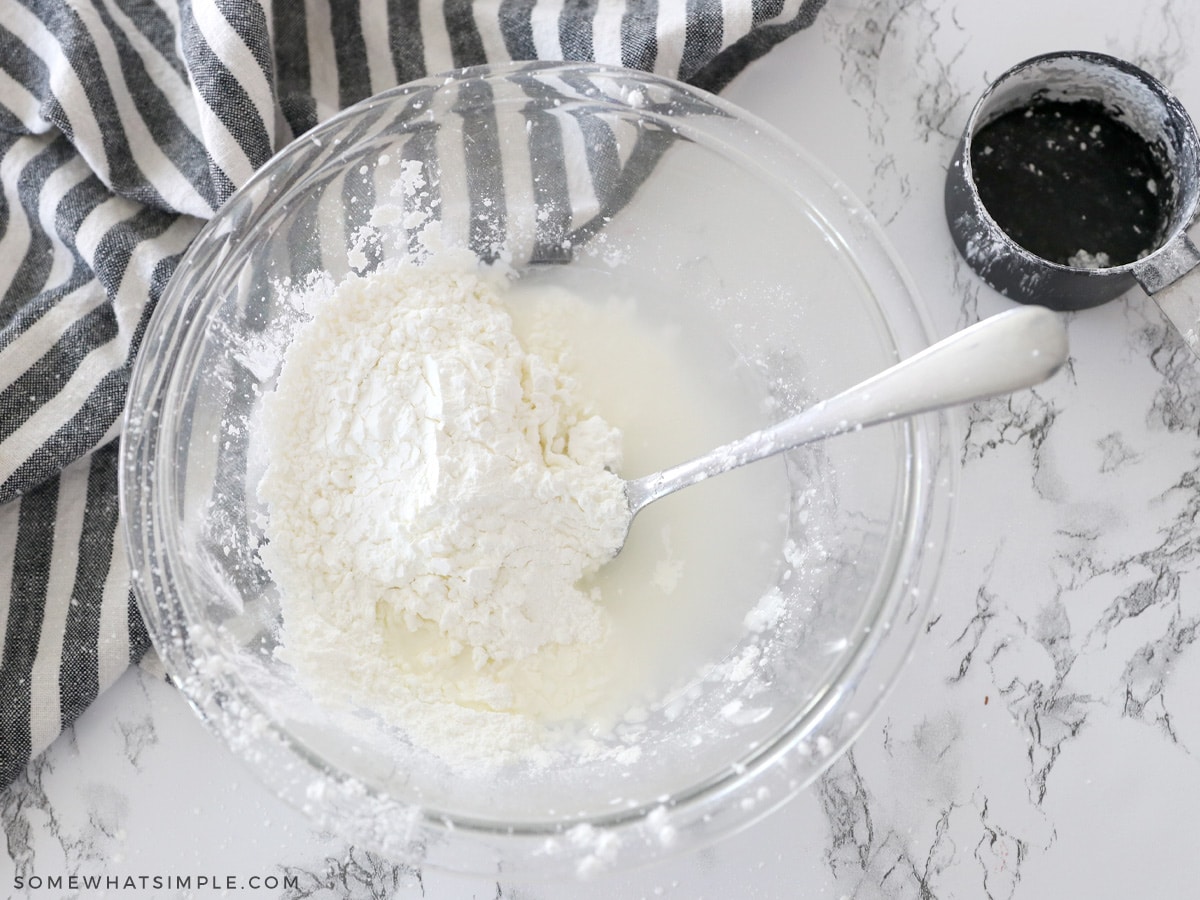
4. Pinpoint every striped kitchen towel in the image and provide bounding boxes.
[0,0,827,790]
